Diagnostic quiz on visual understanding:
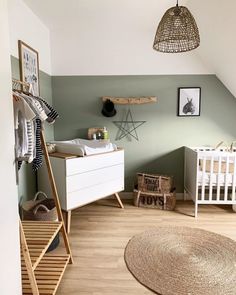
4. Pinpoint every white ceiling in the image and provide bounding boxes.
[187,0,236,98]
[21,0,212,76]
[21,0,236,99]
[23,0,188,30]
